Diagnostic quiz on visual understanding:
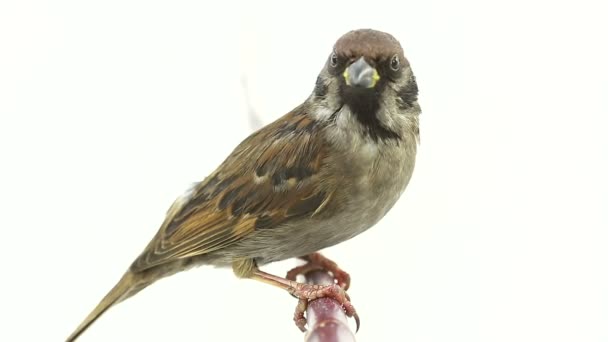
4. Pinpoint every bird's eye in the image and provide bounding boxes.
[330,53,338,67]
[390,55,400,71]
